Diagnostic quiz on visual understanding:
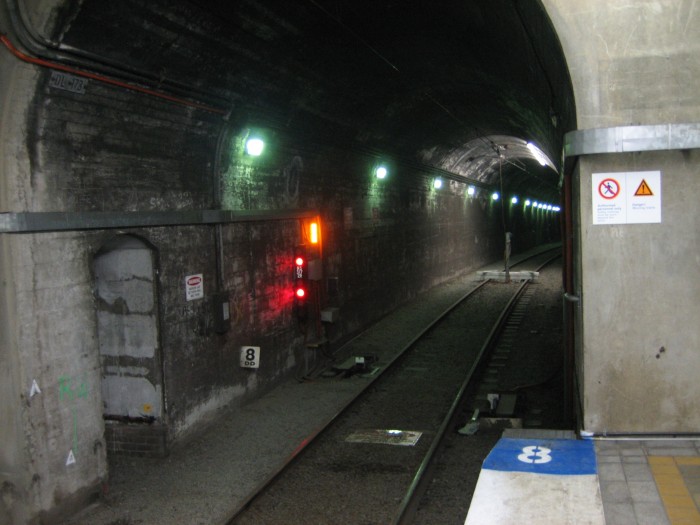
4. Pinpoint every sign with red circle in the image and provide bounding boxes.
[185,273,204,301]
[598,178,620,200]
[592,171,661,225]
